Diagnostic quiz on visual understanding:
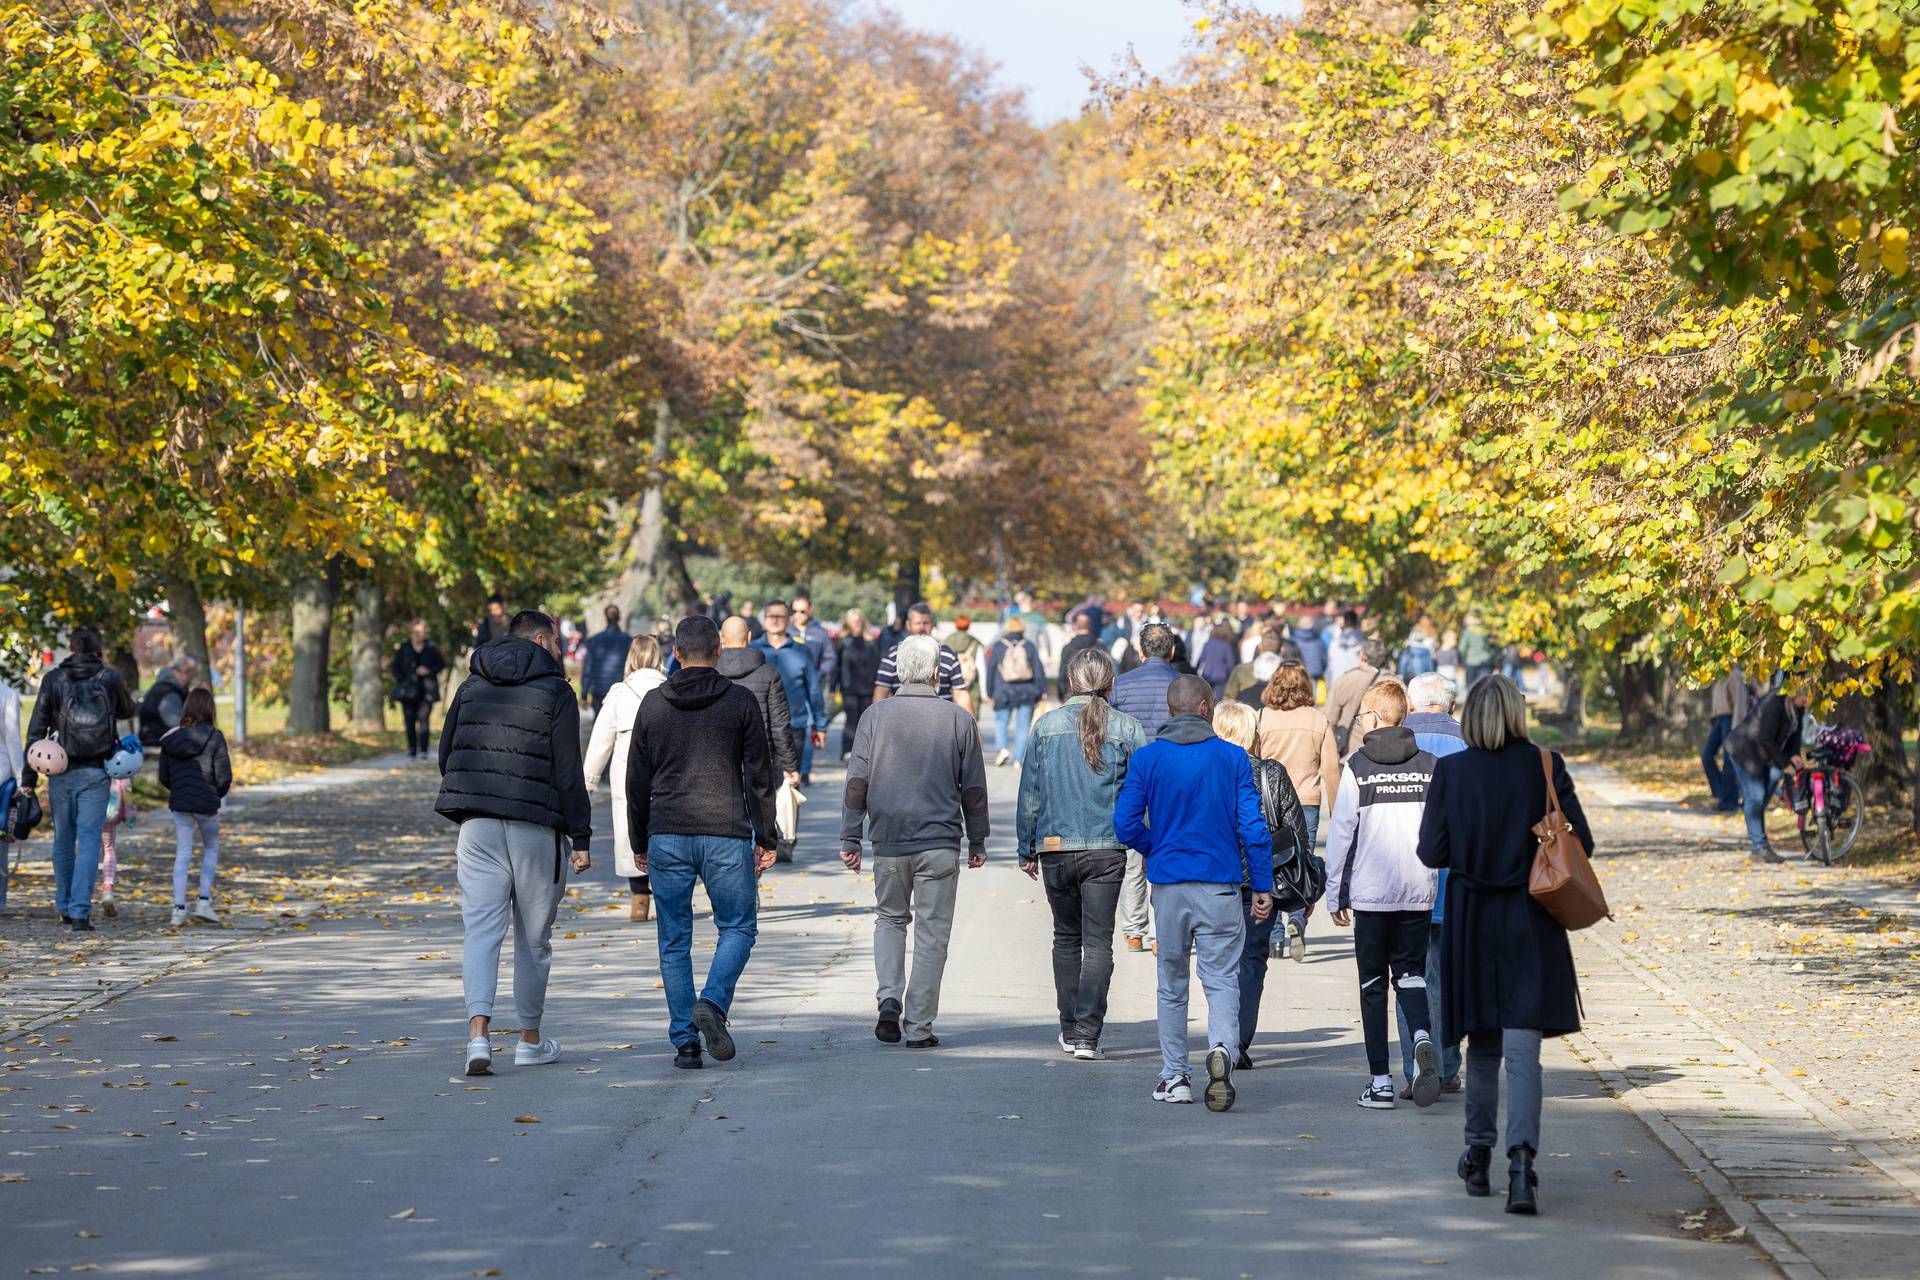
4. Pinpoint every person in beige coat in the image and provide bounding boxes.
[584,634,670,920]
[1325,638,1392,758]
[1254,661,1340,960]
